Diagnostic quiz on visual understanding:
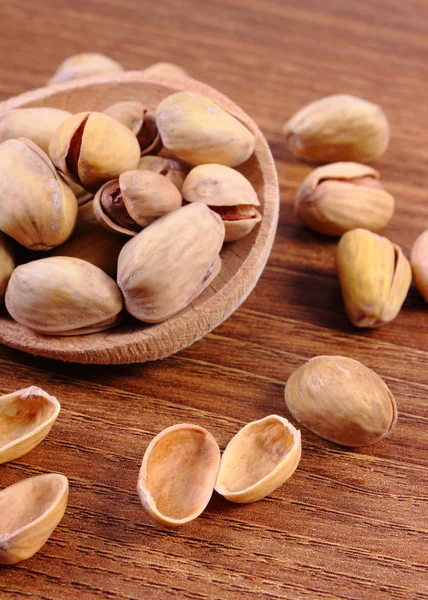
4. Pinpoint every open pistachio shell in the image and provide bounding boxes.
[215,415,301,503]
[0,387,60,464]
[0,108,72,154]
[48,52,123,84]
[137,155,188,191]
[0,232,14,302]
[138,424,220,526]
[104,101,145,135]
[0,473,69,564]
